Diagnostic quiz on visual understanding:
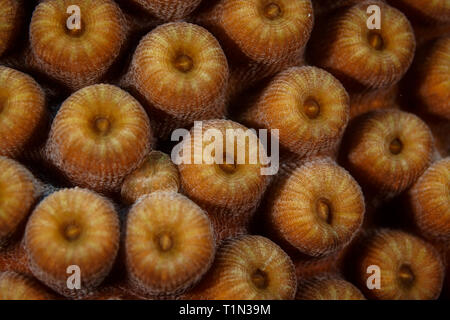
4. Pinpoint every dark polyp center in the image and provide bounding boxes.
[157,233,173,252]
[174,54,194,73]
[251,269,269,289]
[93,117,111,135]
[304,97,321,119]
[219,153,237,174]
[368,31,384,51]
[389,138,403,155]
[264,3,282,20]
[316,198,332,224]
[398,264,415,288]
[0,96,5,114]
[63,223,82,241]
